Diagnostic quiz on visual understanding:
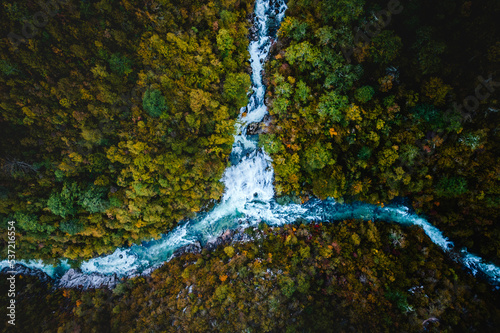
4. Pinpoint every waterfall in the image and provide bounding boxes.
[1,0,499,289]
